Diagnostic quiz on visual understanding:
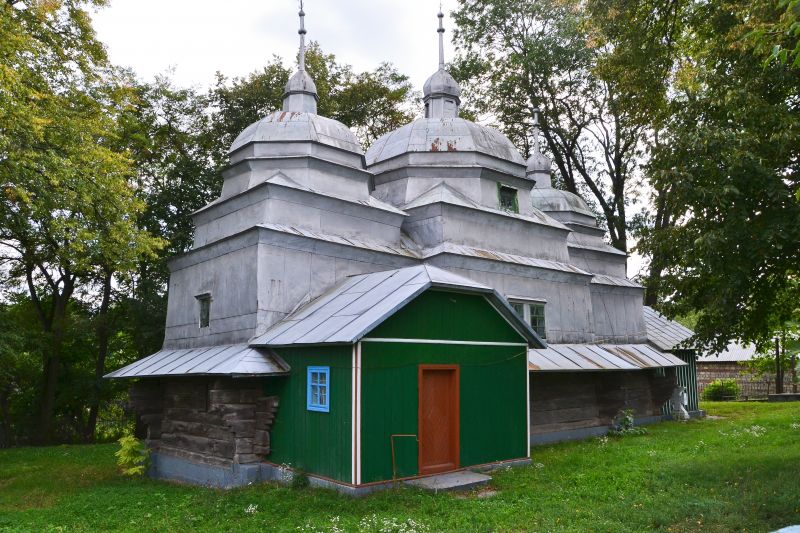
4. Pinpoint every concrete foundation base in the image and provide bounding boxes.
[149,452,528,496]
[405,471,491,492]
